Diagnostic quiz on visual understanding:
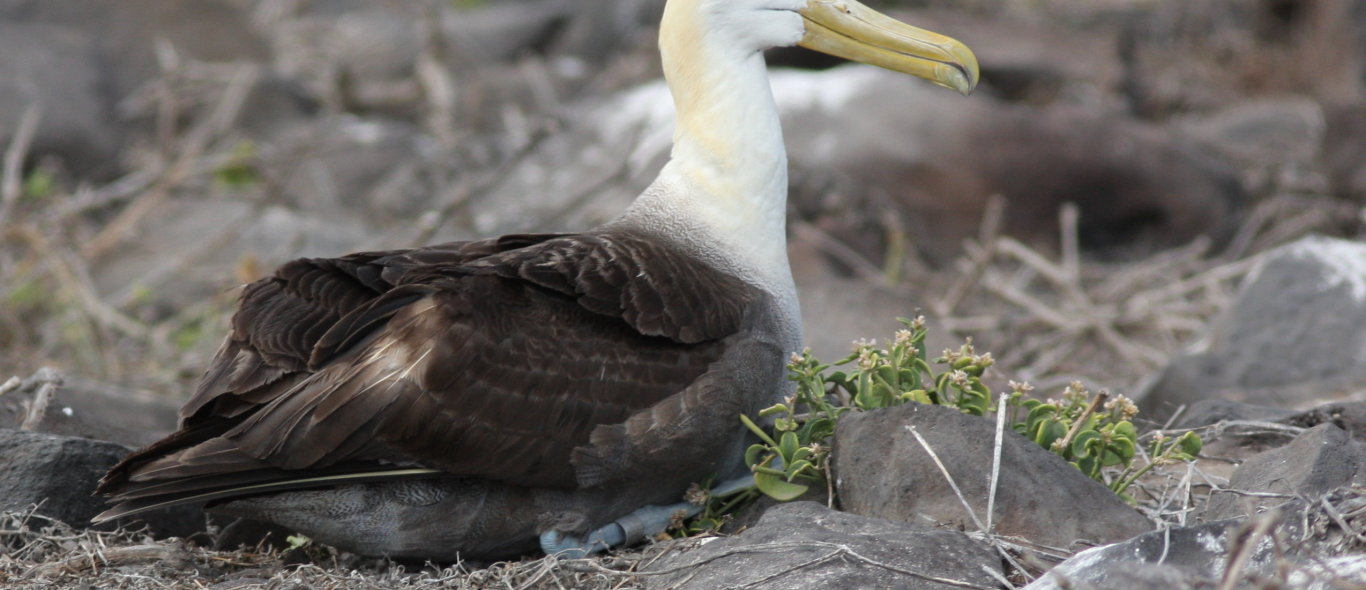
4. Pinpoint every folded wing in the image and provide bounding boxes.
[97,230,766,520]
